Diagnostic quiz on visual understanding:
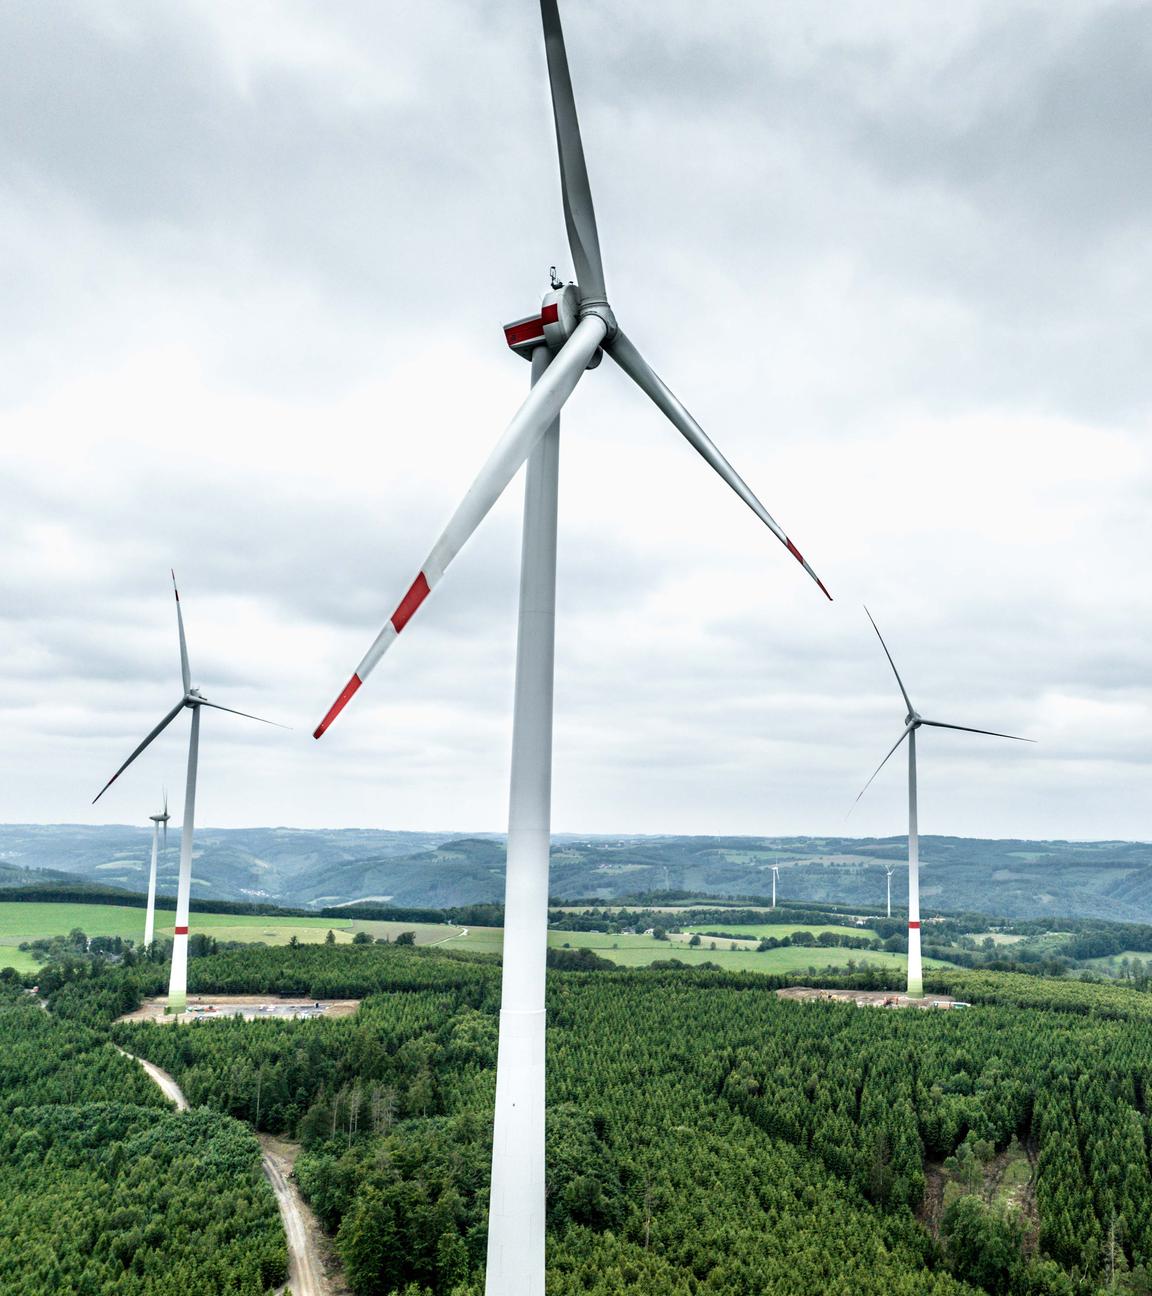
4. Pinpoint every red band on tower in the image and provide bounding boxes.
[174,926,189,935]
[908,920,921,929]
